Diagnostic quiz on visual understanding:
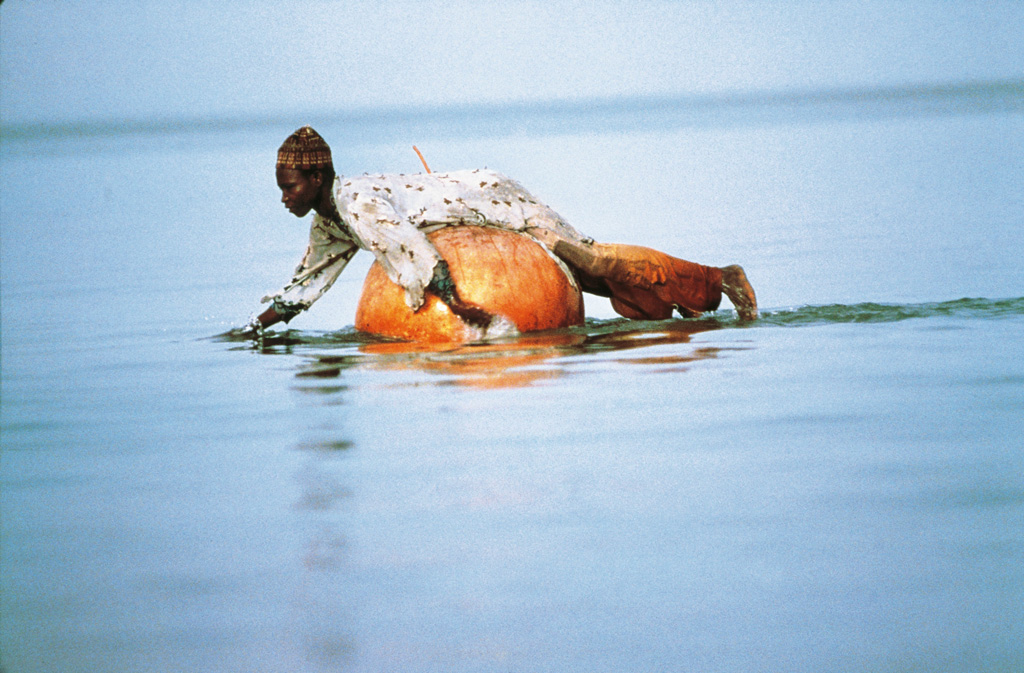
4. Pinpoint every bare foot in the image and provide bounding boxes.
[721,265,758,320]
